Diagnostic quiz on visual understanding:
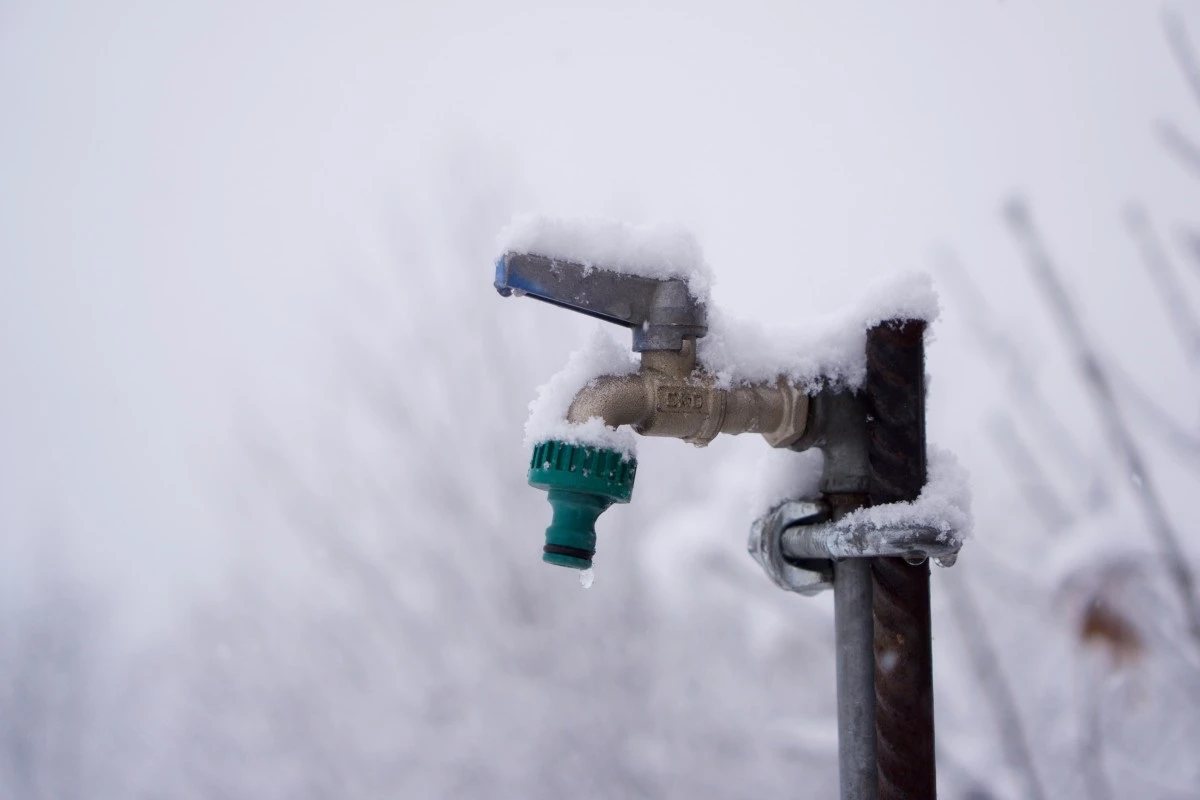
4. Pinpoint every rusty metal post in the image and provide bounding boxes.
[866,320,935,799]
